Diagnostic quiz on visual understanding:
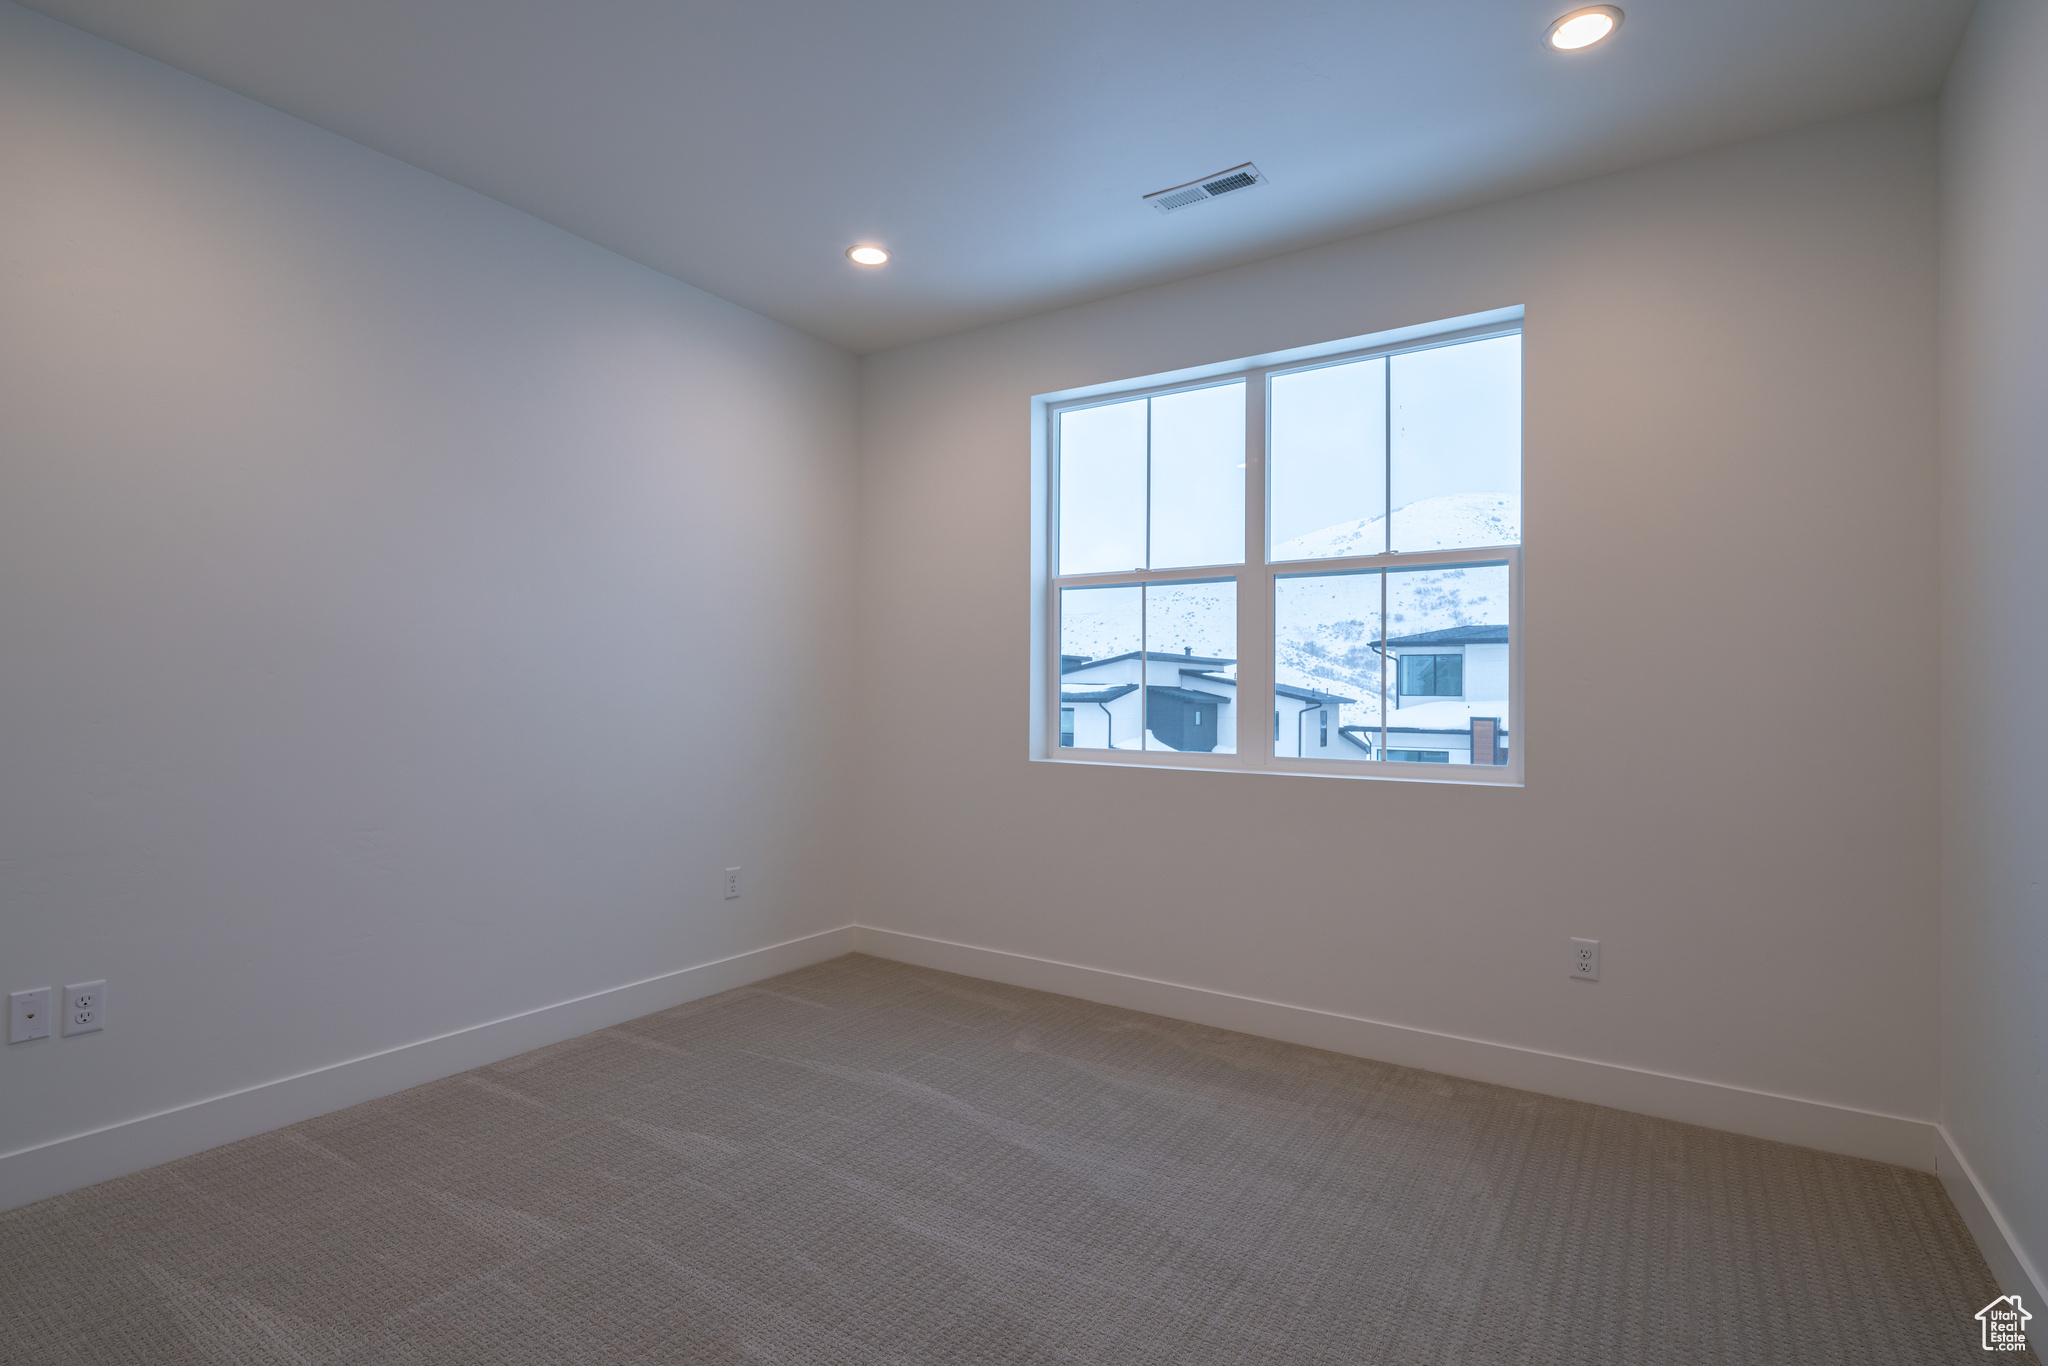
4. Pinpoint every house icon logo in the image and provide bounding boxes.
[1976,1295,2030,1352]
